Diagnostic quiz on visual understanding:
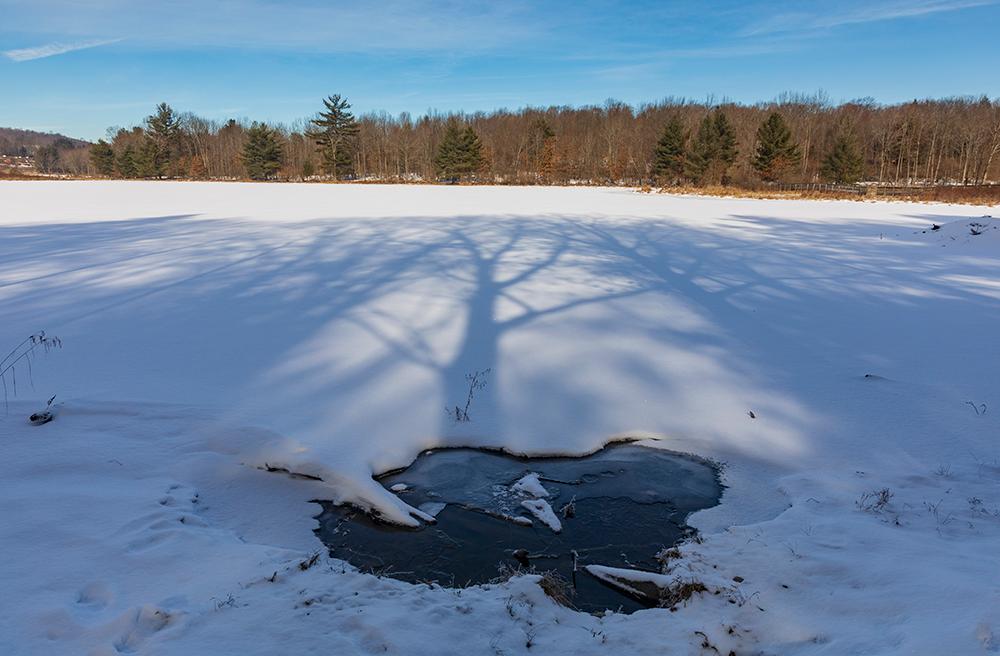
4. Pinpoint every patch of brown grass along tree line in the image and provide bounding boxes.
[638,183,1000,205]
